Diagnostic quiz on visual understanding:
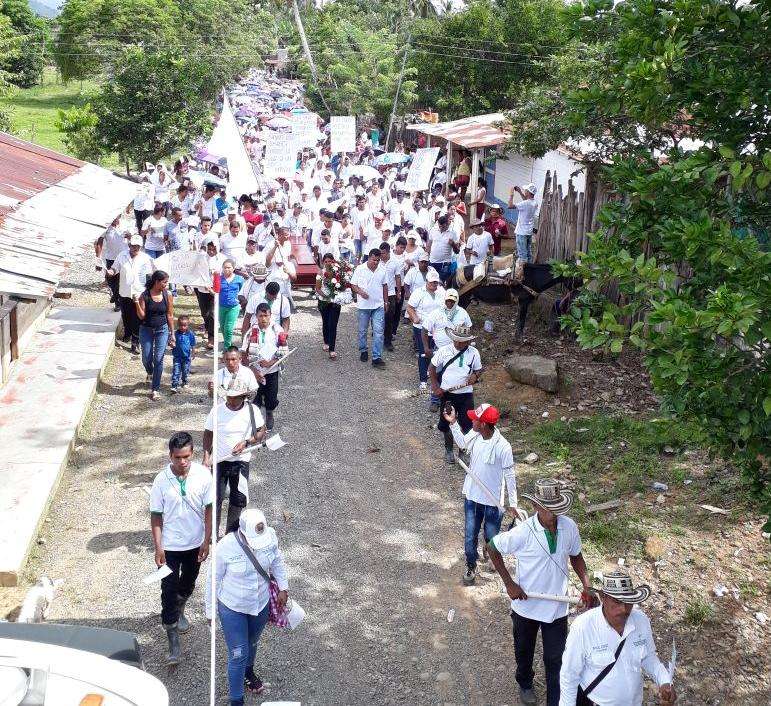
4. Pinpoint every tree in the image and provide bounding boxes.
[93,47,216,167]
[1,0,45,87]
[55,103,104,163]
[507,0,770,524]
[0,12,21,129]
